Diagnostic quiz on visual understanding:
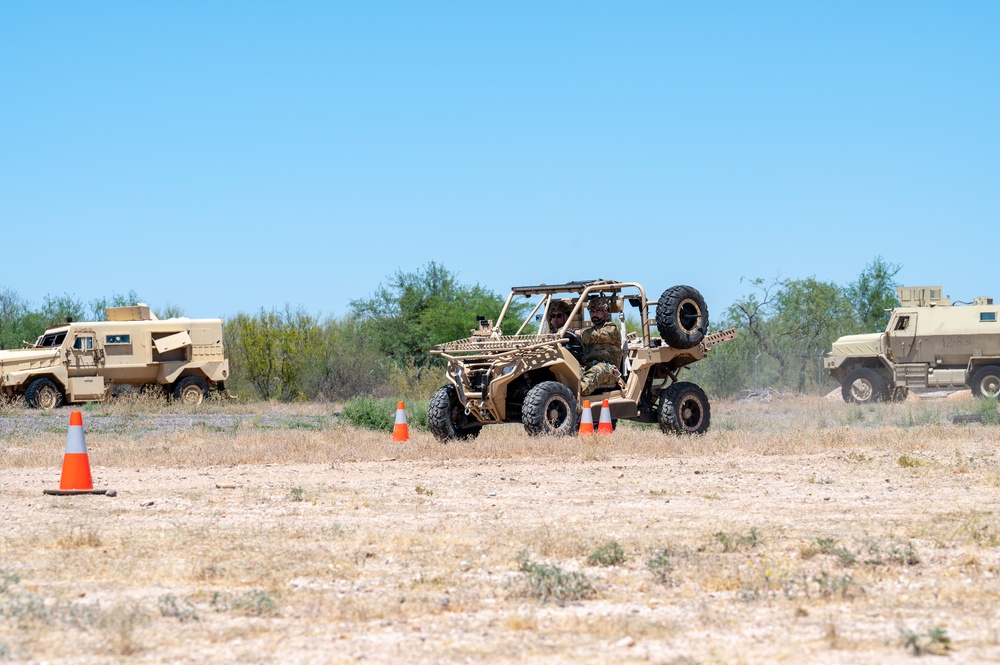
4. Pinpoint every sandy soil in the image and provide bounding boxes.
[1,398,1000,664]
